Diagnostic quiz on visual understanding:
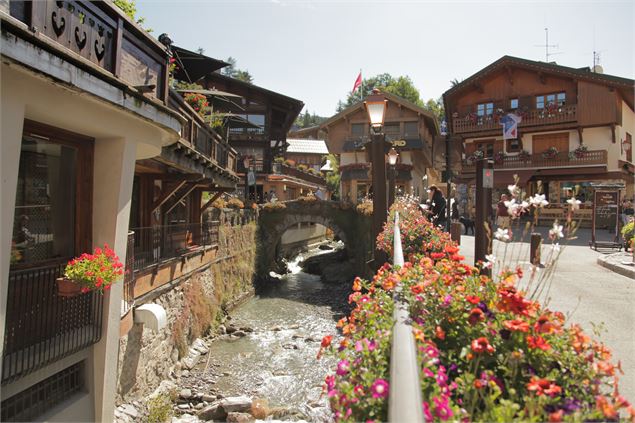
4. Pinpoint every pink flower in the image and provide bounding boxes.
[371,379,389,398]
[433,396,454,420]
[336,360,350,376]
[423,402,433,422]
[325,375,335,391]
[423,368,434,378]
